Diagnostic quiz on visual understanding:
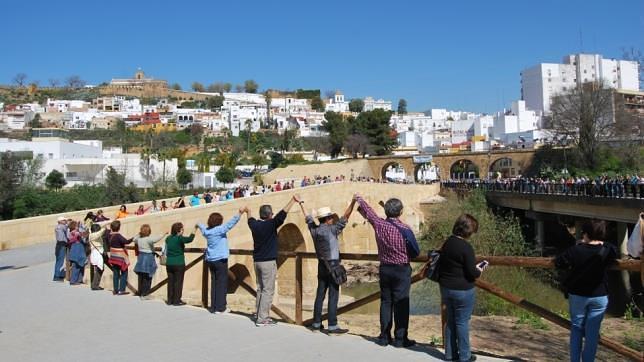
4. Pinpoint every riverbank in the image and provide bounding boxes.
[340,314,640,362]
